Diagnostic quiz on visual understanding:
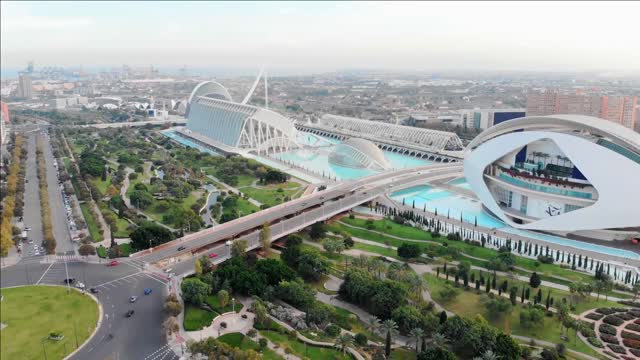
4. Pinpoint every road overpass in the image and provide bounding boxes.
[132,163,464,268]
